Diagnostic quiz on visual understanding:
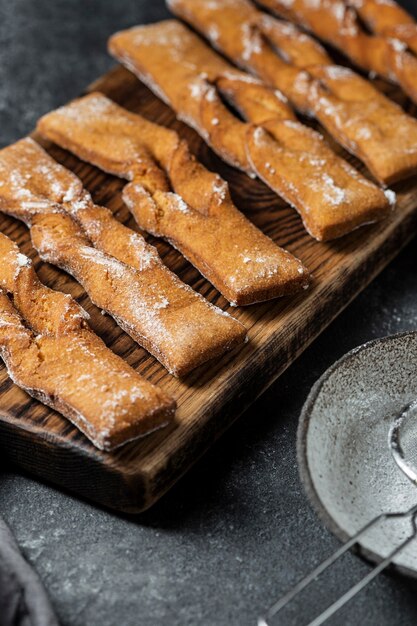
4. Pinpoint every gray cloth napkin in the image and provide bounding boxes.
[0,517,58,626]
